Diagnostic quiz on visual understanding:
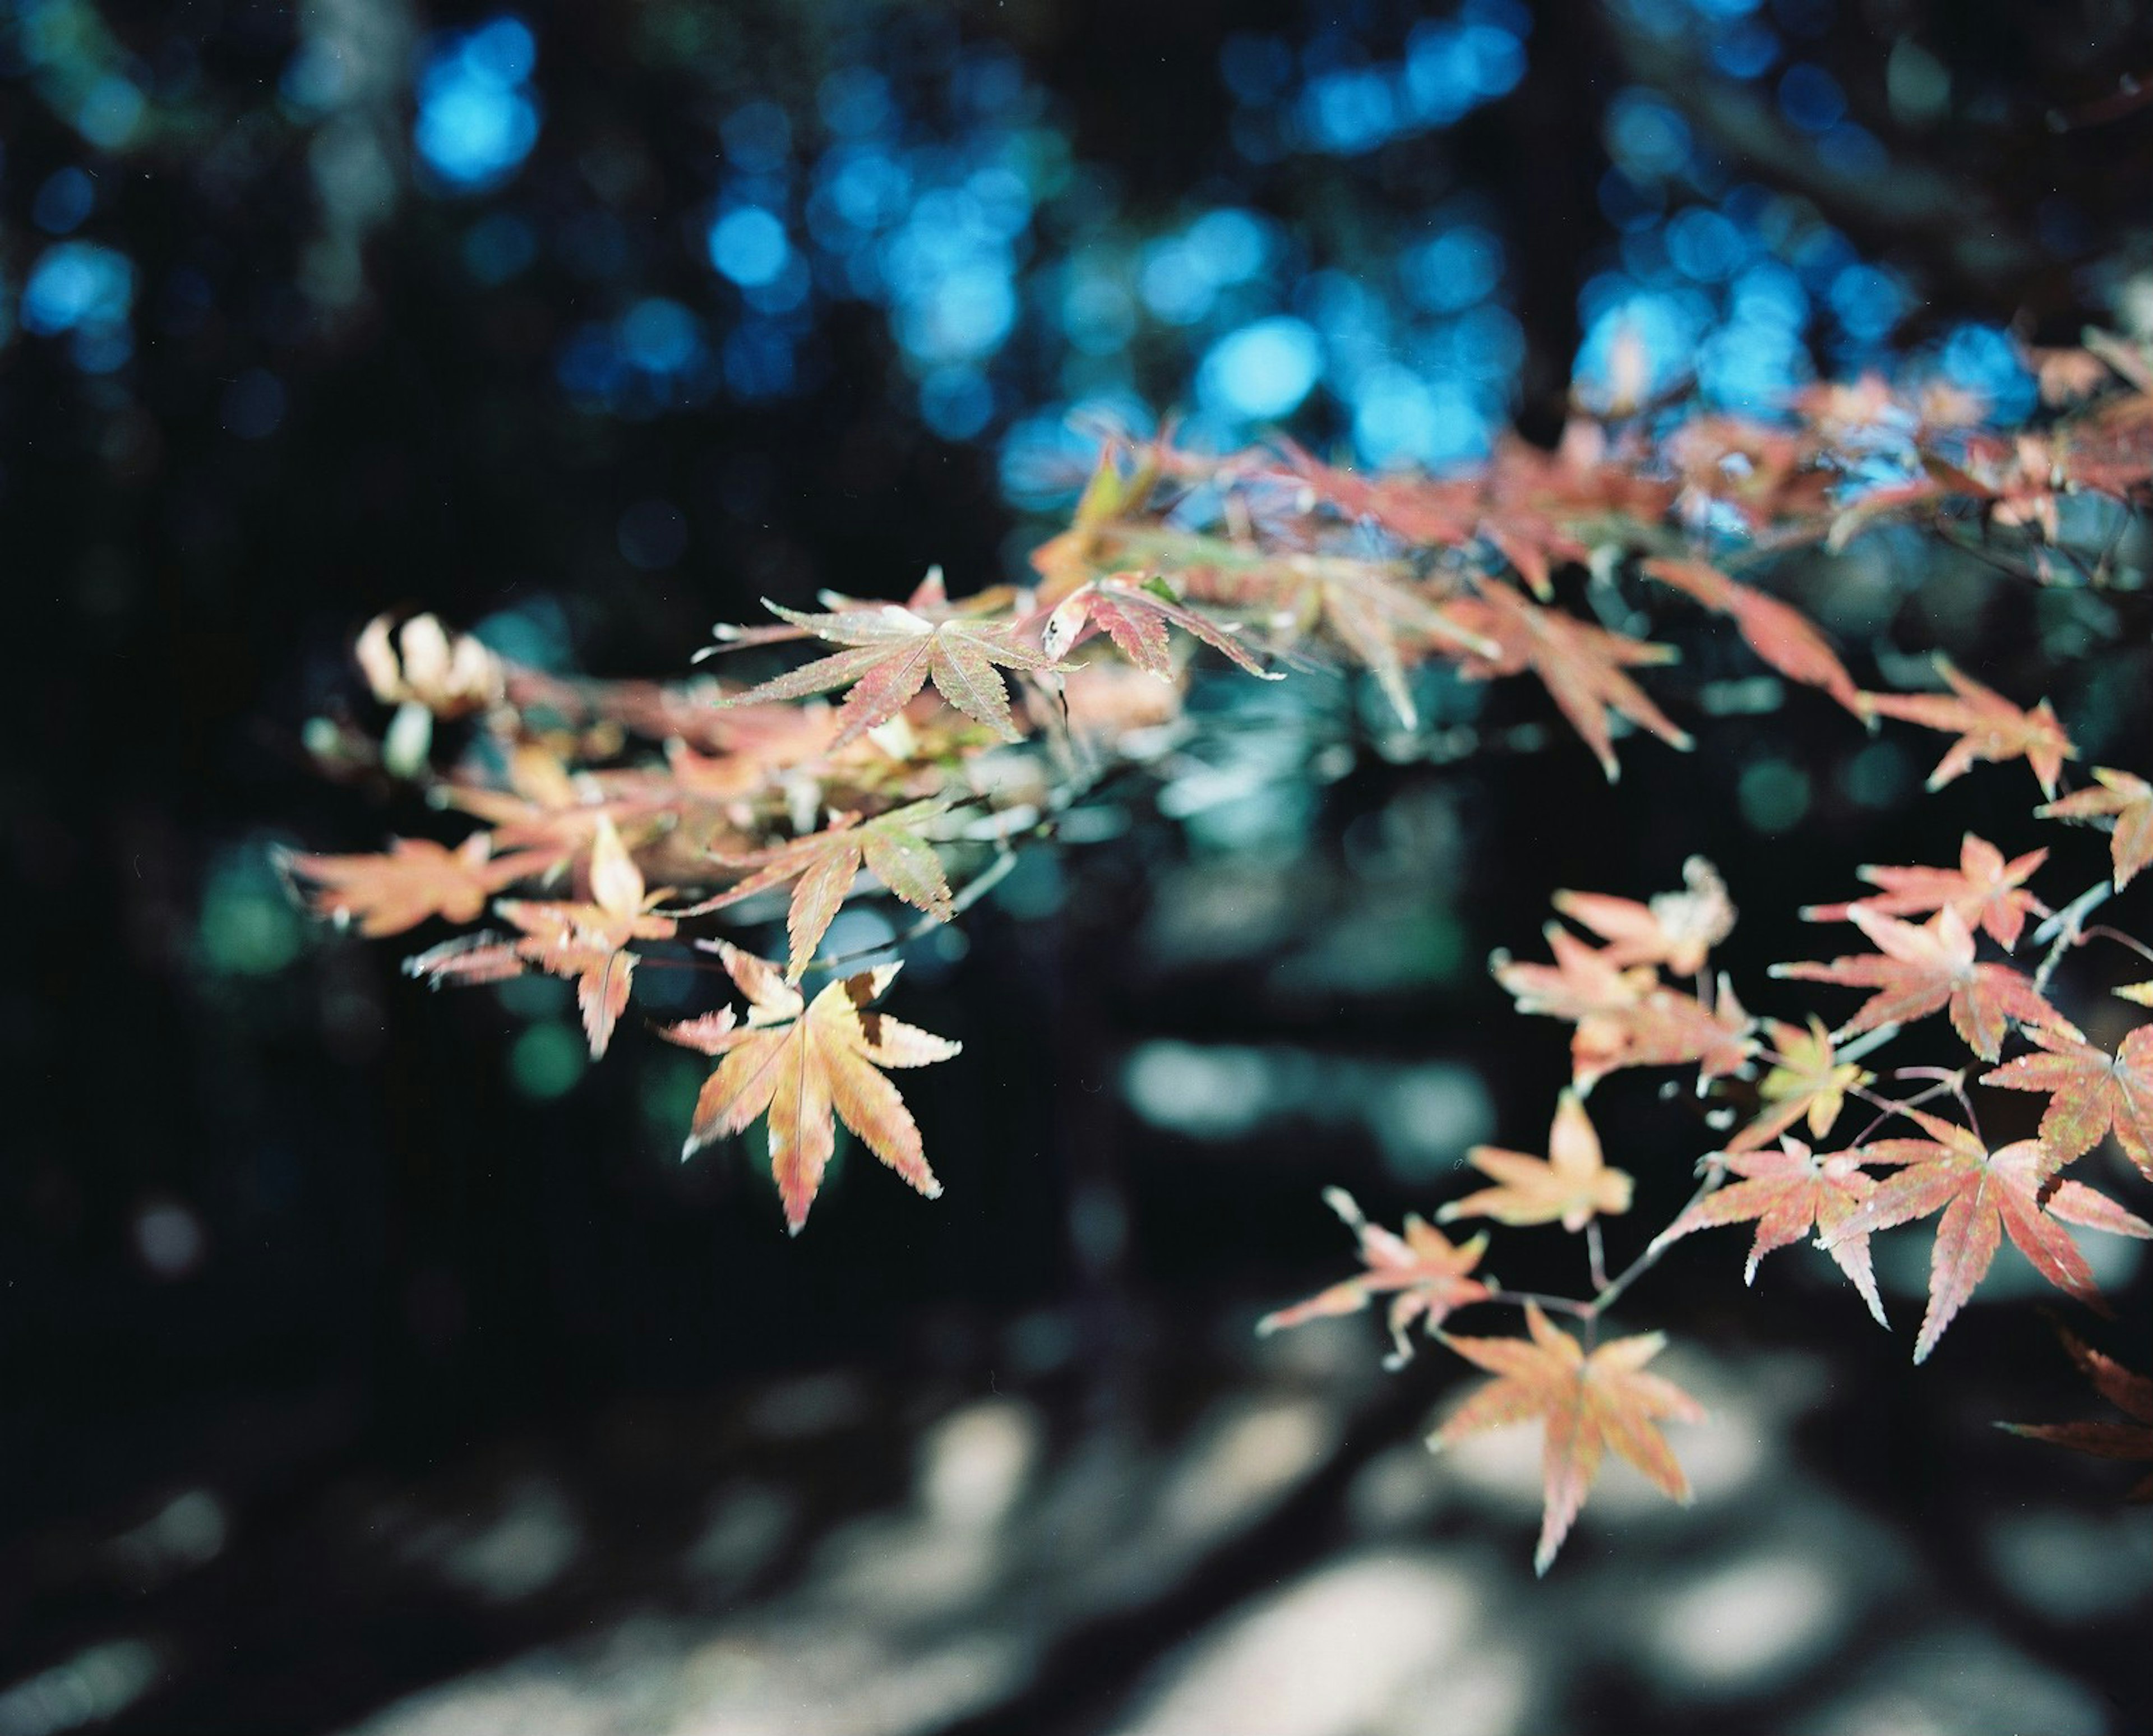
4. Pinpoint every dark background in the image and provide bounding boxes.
[8,1,2153,1730]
